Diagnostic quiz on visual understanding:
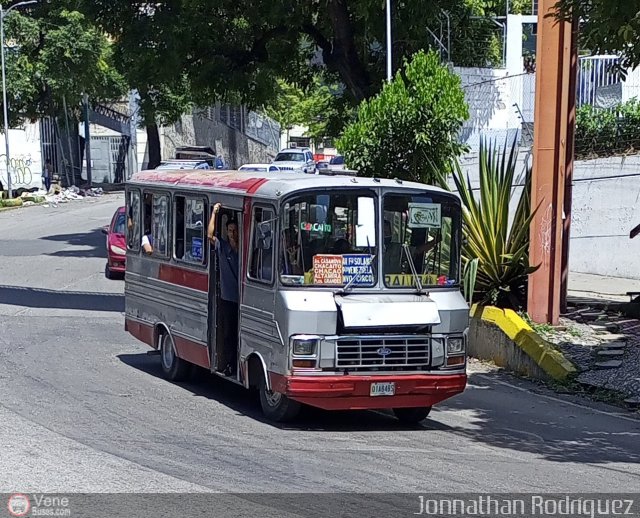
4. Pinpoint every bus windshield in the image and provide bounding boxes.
[280,192,378,287]
[383,193,461,288]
